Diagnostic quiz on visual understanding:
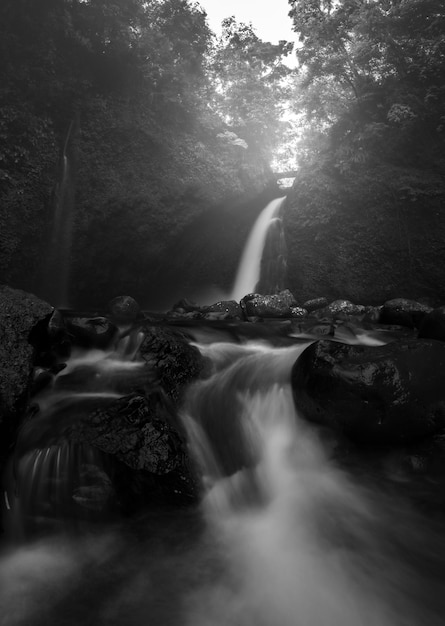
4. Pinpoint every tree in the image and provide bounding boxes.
[288,0,445,171]
[208,17,294,159]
